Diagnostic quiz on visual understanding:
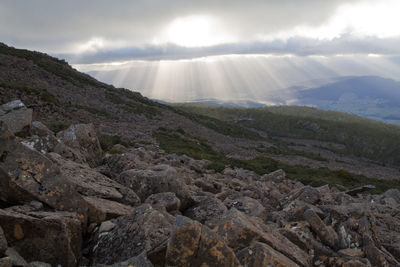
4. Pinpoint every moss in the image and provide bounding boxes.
[0,81,60,105]
[47,122,69,133]
[105,91,160,118]
[73,104,112,118]
[98,133,132,152]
